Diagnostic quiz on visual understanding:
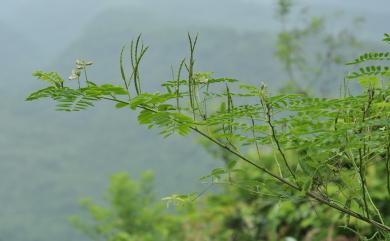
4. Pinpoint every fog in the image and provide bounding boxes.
[0,0,388,240]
